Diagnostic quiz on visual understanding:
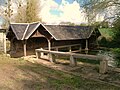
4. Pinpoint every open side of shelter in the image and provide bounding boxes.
[6,22,101,57]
